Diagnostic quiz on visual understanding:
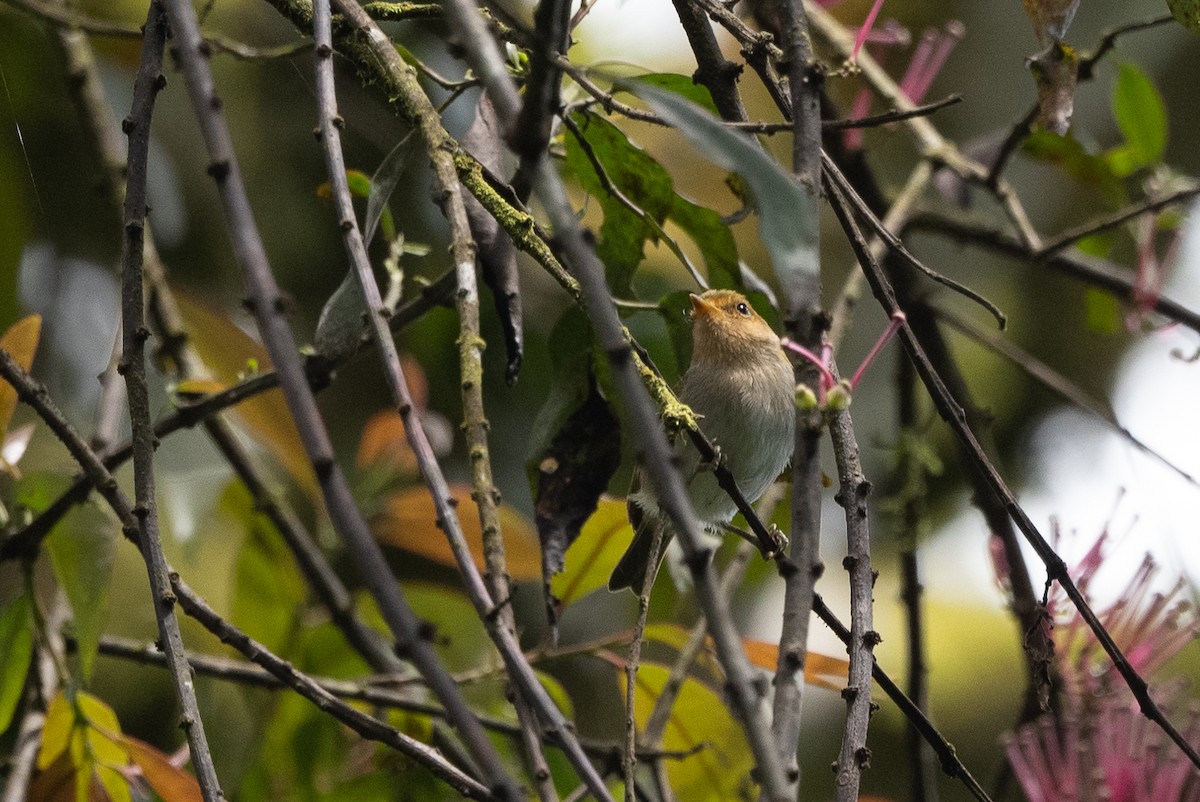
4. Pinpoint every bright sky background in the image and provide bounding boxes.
[924,200,1200,607]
